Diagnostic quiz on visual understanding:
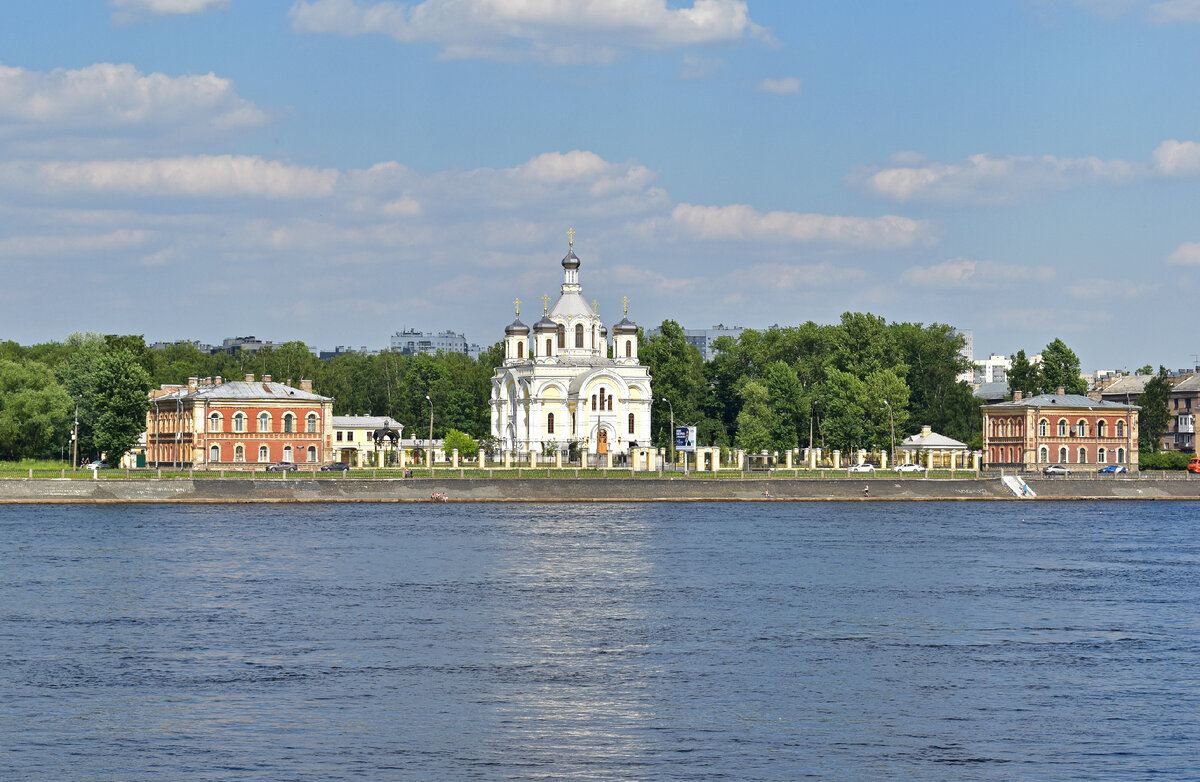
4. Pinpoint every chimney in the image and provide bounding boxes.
[214,376,223,386]
[921,425,932,437]
[1014,390,1023,401]
[300,379,313,393]
[1056,386,1065,395]
[187,377,198,393]
[245,373,255,382]
[262,374,272,383]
